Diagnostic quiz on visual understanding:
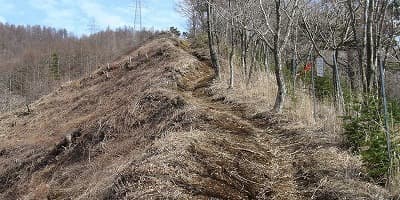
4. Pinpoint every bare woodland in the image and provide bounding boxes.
[0,24,158,111]
[178,0,400,193]
[179,0,400,112]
